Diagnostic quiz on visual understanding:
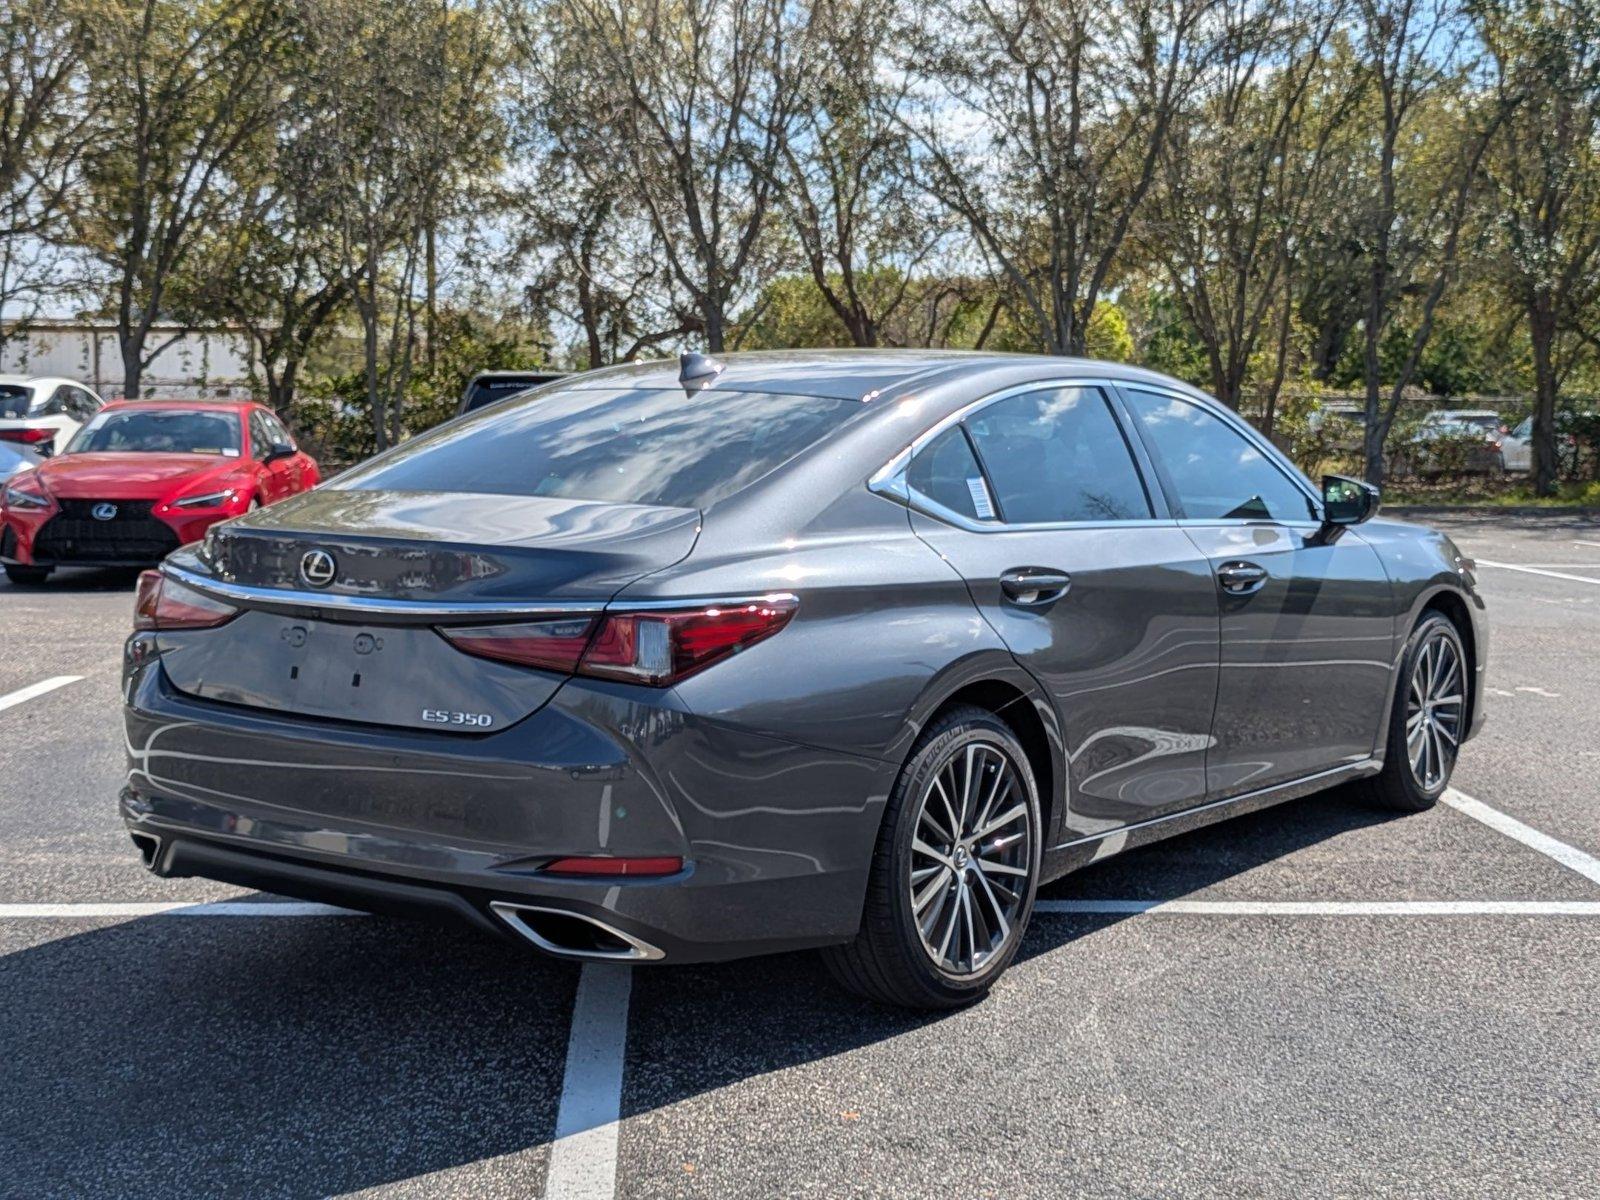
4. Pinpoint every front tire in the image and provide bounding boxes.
[823,705,1041,1009]
[4,564,51,585]
[1359,612,1468,812]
